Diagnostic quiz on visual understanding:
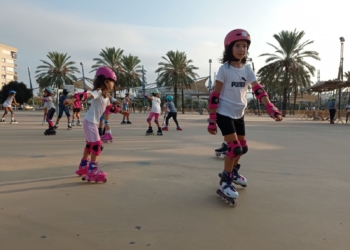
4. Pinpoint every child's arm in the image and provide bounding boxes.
[13,97,19,106]
[251,81,282,121]
[207,80,224,135]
